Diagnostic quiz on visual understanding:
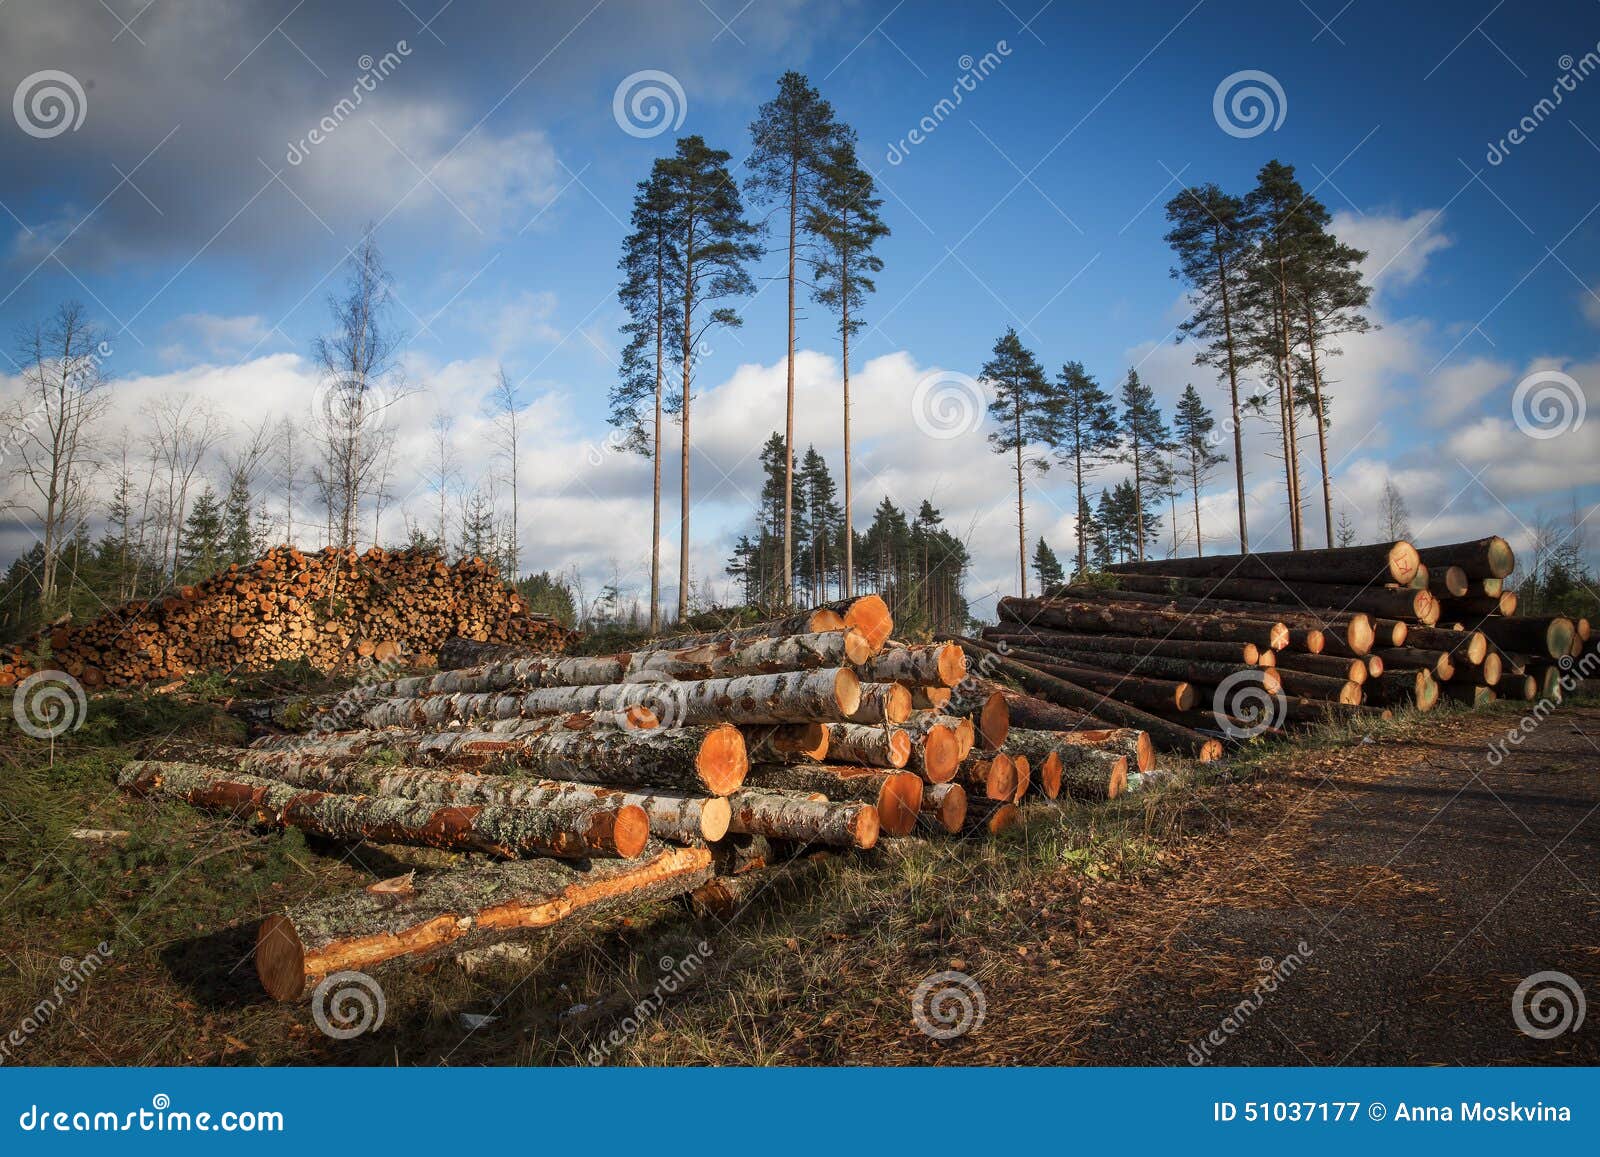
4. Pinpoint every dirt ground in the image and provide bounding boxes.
[2,693,1596,1066]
